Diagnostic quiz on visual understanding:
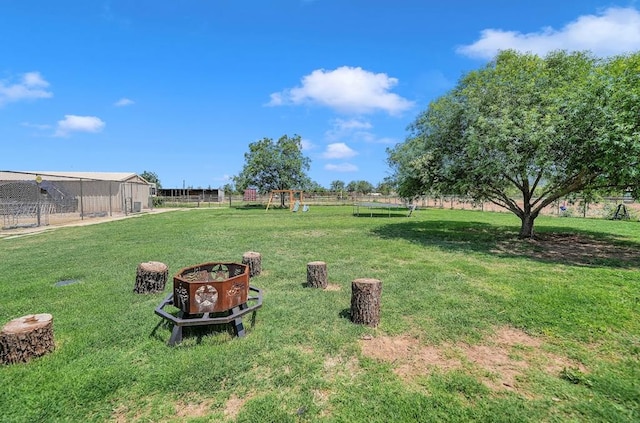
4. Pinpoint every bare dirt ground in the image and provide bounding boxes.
[360,326,587,395]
